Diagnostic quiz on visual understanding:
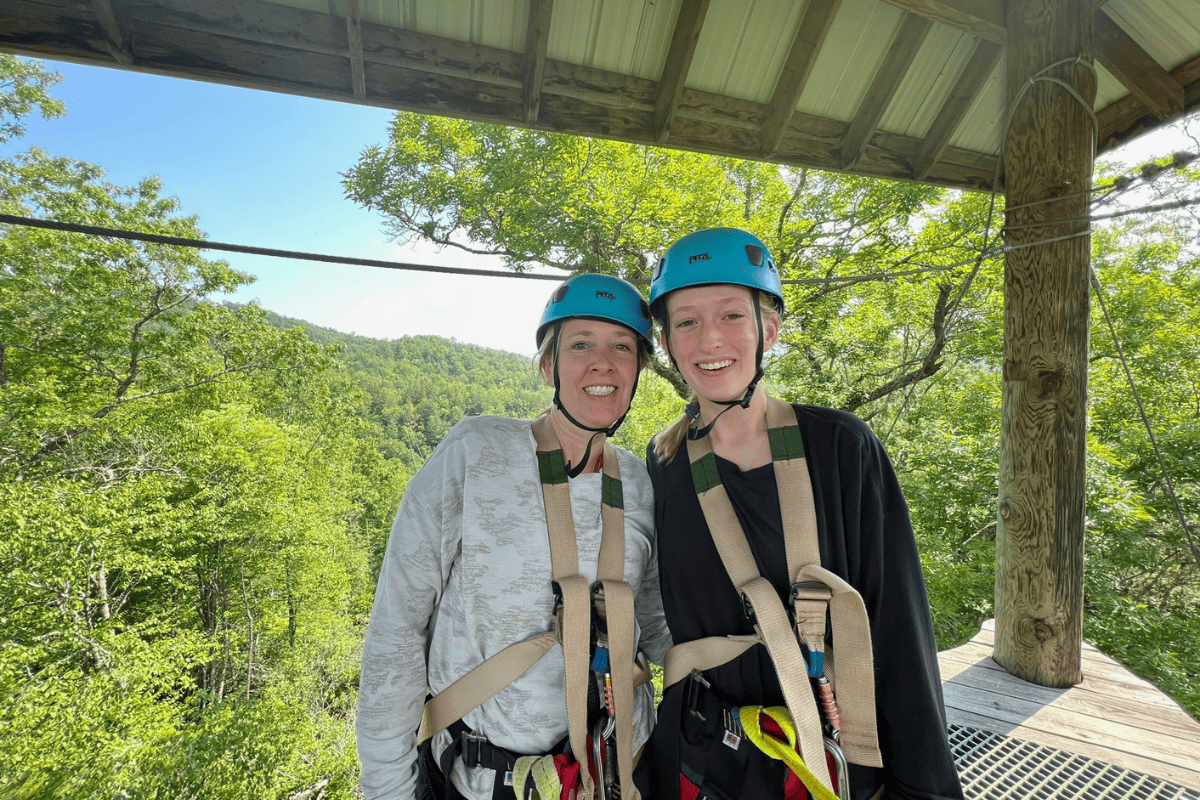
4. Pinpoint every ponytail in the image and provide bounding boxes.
[651,395,696,464]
